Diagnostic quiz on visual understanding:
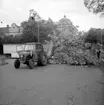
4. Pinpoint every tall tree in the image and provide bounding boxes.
[21,21,28,29]
[84,28,104,44]
[21,21,38,43]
